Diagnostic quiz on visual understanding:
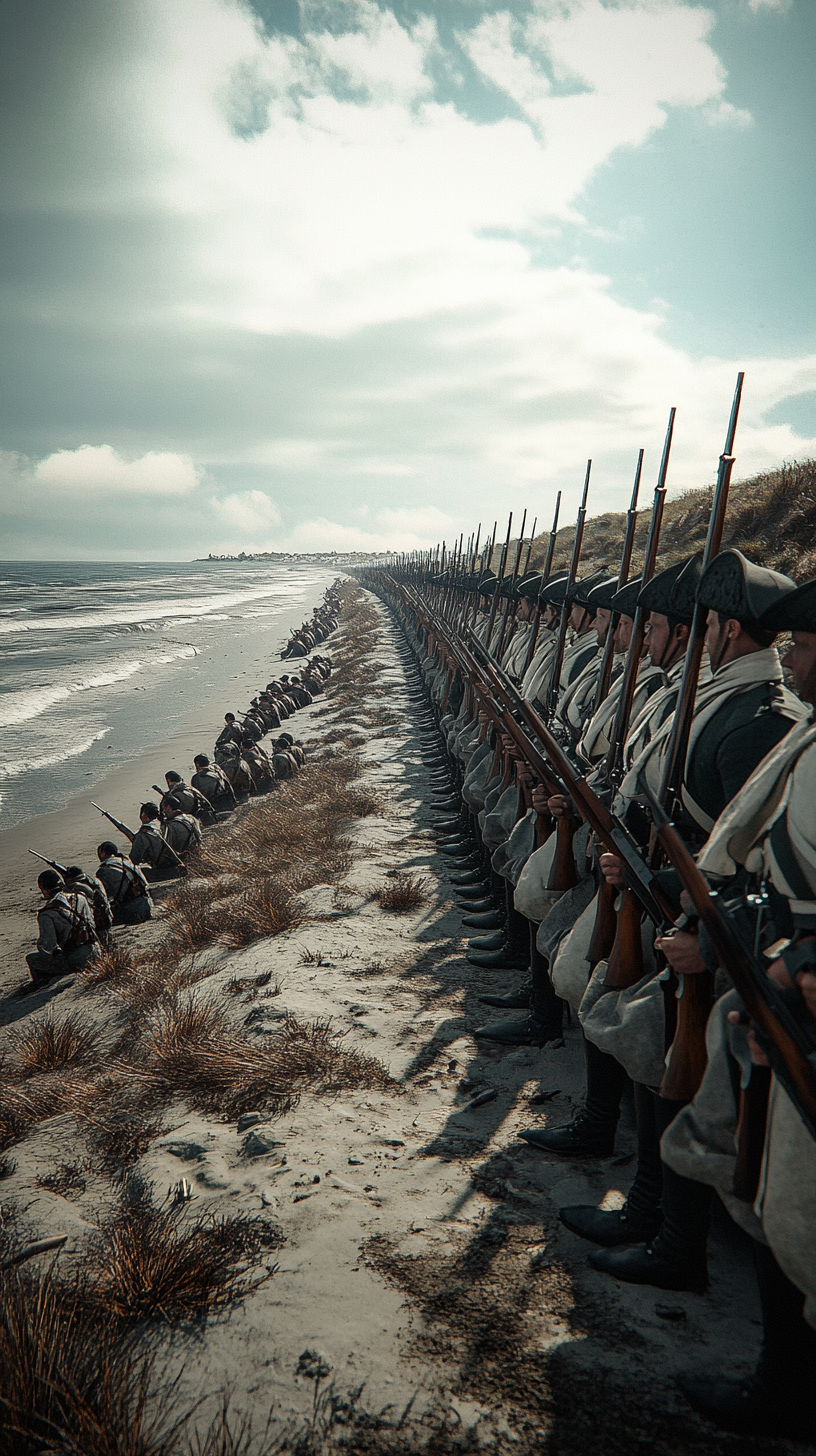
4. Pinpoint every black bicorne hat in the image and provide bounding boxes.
[610,578,641,618]
[696,549,795,627]
[516,572,545,602]
[759,578,816,635]
[540,572,572,607]
[499,576,516,600]
[581,574,619,613]
[477,571,499,595]
[569,569,612,612]
[638,554,702,625]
